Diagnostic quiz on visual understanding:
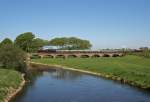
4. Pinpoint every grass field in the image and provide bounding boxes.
[32,55,150,88]
[0,69,23,102]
